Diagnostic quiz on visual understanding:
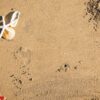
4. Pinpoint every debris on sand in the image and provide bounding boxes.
[57,64,70,72]
[74,66,77,70]
[29,78,32,81]
[85,0,100,31]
